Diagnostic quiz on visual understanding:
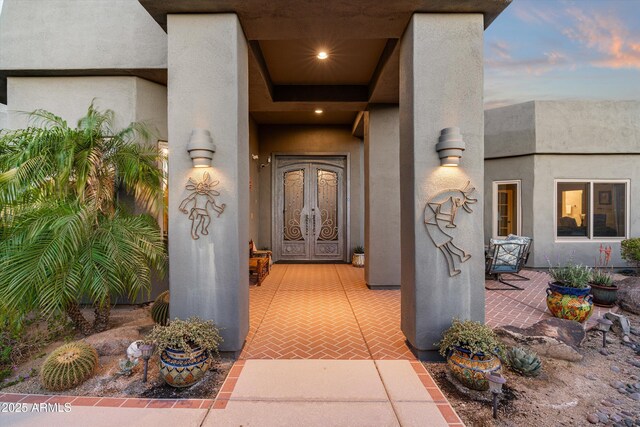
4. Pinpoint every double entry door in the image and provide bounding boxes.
[274,156,347,262]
